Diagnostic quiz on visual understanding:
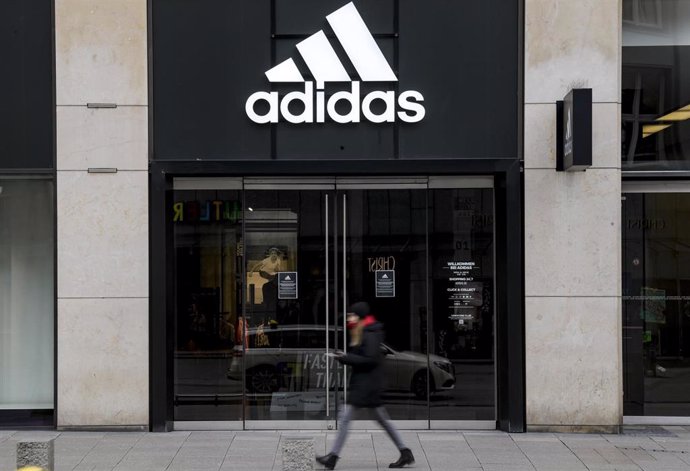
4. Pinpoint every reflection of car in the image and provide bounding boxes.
[227,324,455,399]
[380,343,455,399]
